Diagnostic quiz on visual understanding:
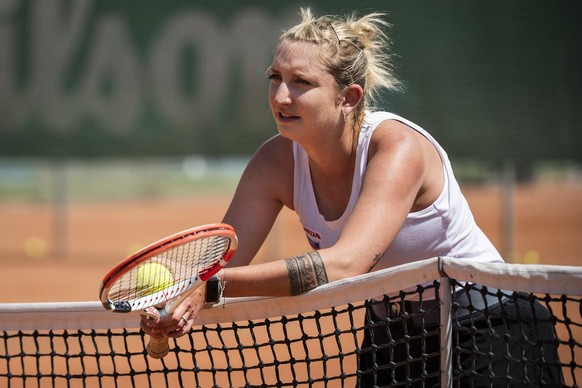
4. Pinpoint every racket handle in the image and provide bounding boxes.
[147,336,170,359]
[142,305,173,358]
